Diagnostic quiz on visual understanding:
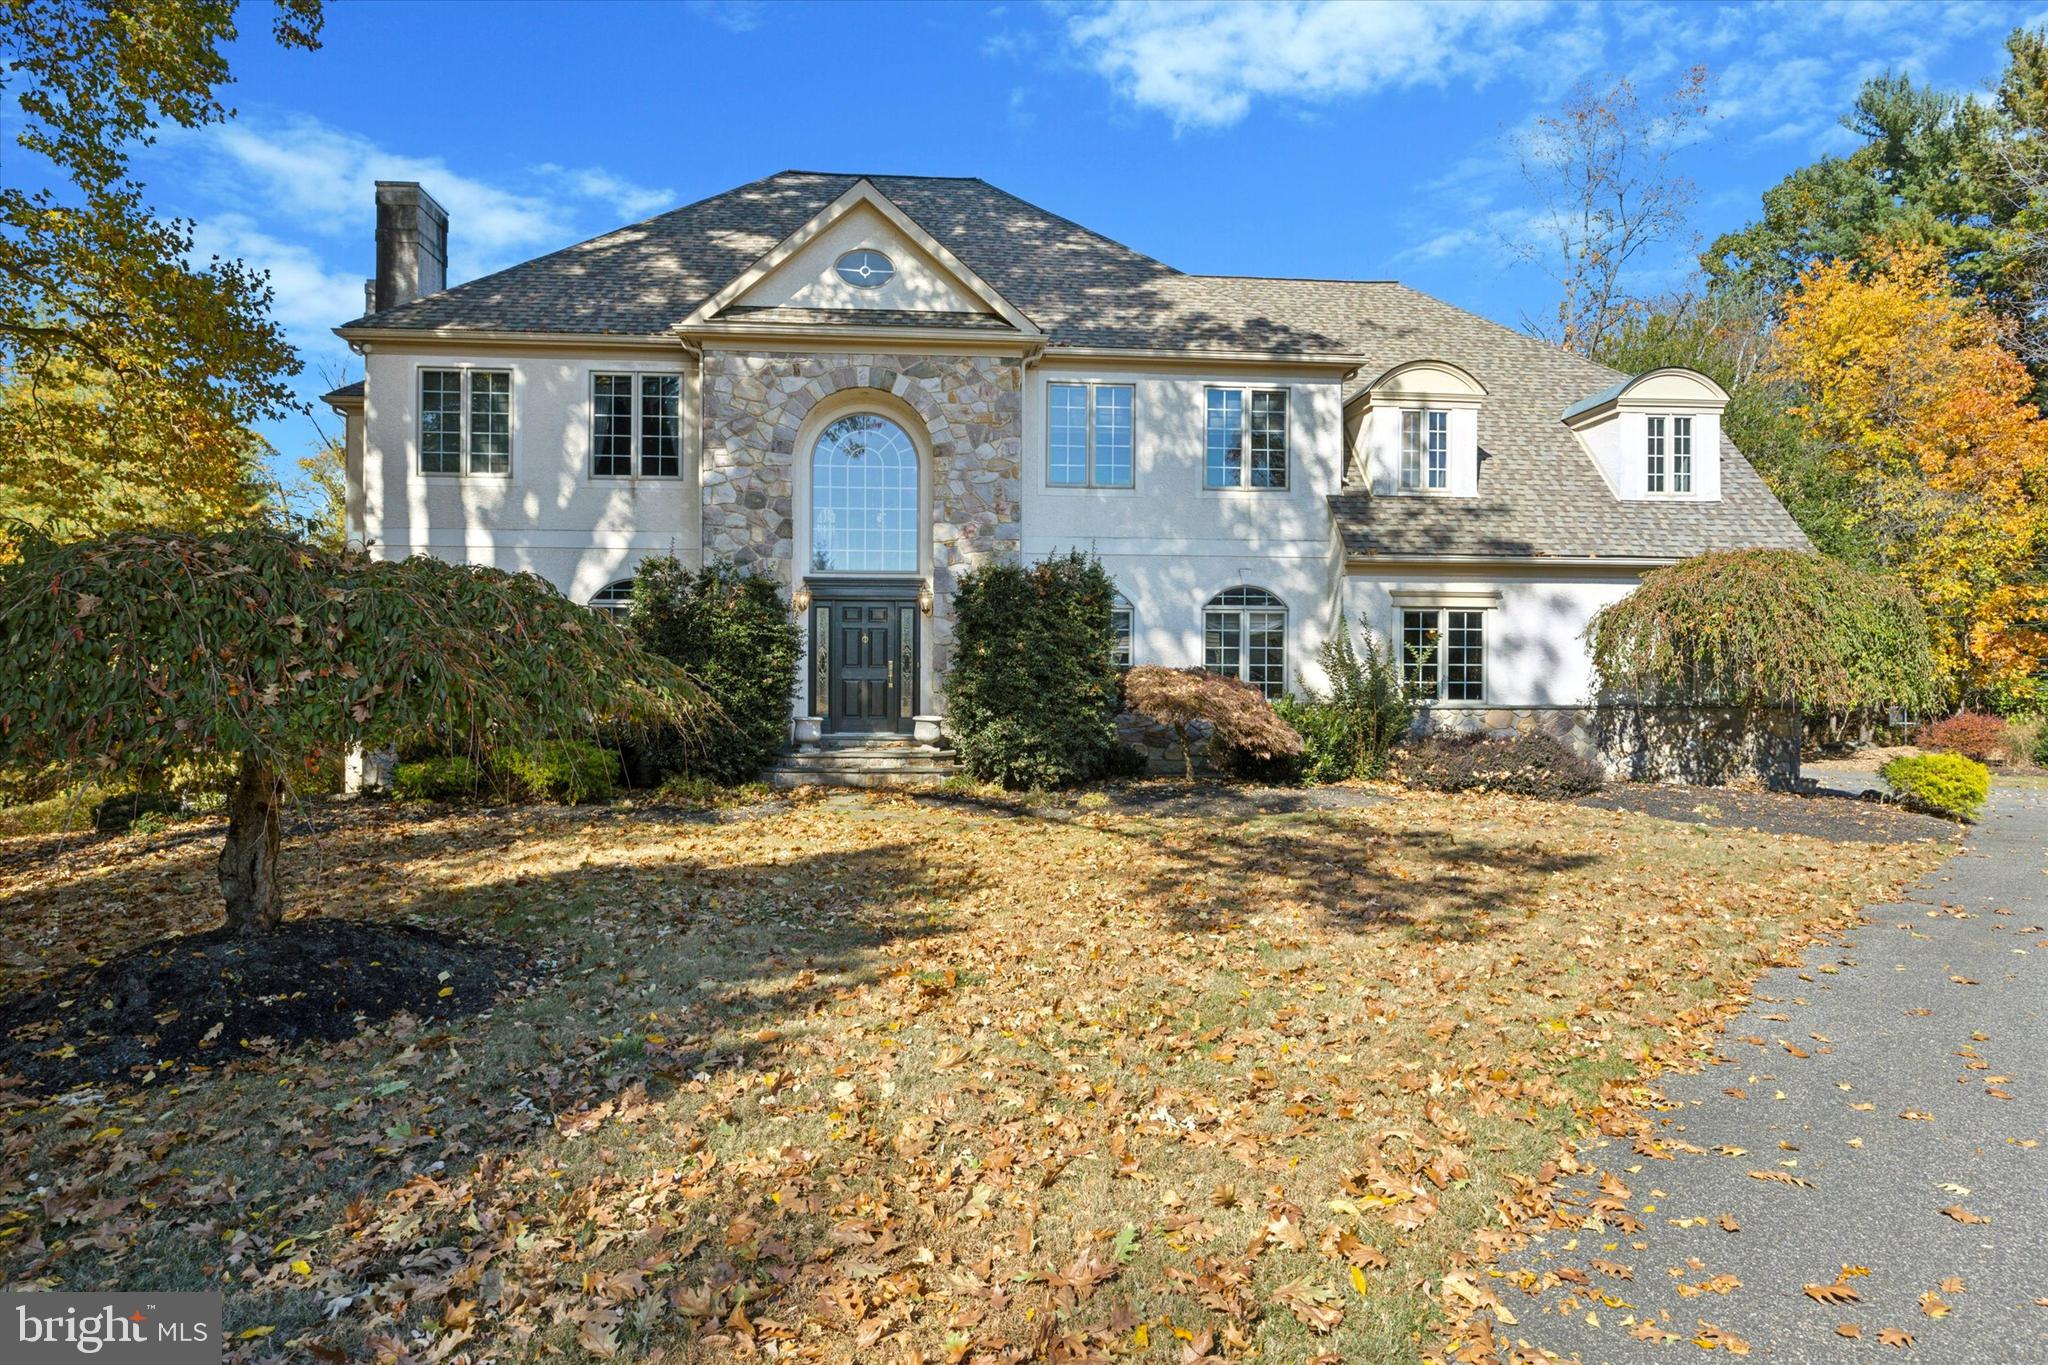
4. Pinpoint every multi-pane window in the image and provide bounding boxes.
[419,368,512,475]
[1204,586,1287,699]
[1400,410,1449,490]
[811,412,918,573]
[589,579,634,622]
[1670,415,1693,494]
[592,374,682,478]
[1109,595,1133,668]
[1047,382,1134,488]
[1205,388,1288,489]
[1400,608,1486,702]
